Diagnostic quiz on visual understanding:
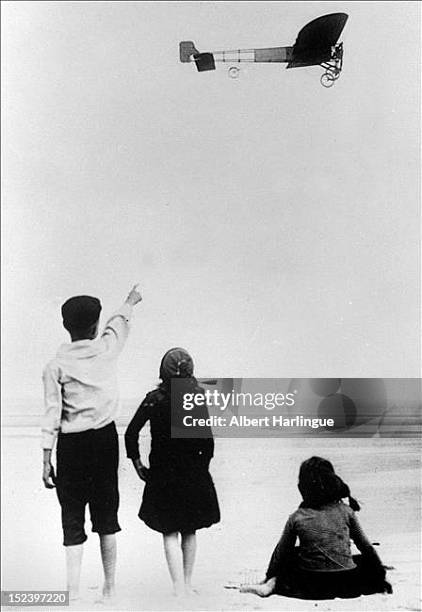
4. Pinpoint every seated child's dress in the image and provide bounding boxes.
[266,501,390,599]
